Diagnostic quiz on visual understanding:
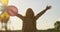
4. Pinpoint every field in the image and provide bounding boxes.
[0,29,60,32]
